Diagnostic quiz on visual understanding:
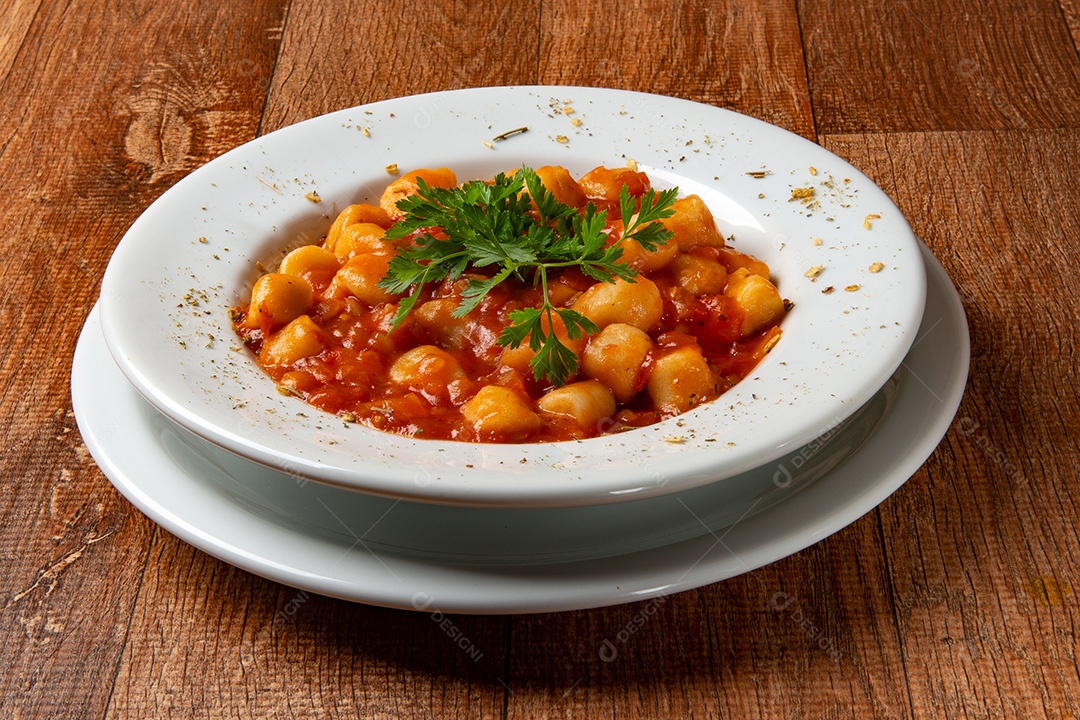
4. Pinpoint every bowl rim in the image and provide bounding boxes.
[98,85,927,508]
